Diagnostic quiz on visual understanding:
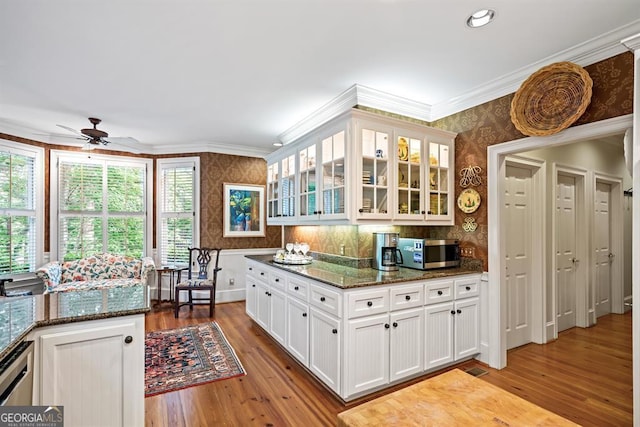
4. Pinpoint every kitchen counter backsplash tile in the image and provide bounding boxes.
[248,255,482,289]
